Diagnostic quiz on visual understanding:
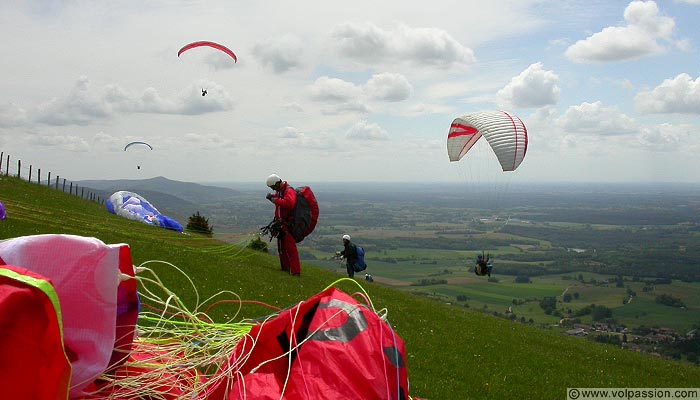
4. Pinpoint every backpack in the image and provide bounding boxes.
[353,245,367,272]
[287,186,319,243]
